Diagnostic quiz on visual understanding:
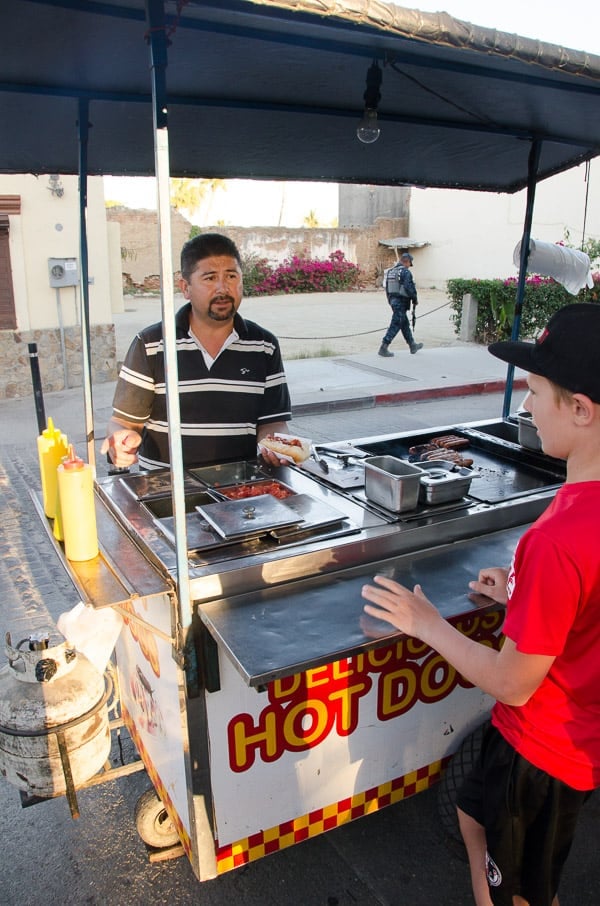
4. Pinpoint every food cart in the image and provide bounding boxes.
[30,420,566,876]
[1,0,599,884]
